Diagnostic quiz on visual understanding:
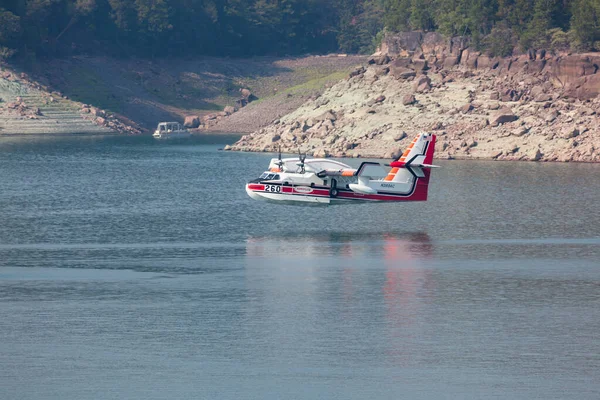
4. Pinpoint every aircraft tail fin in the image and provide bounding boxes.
[384,133,437,182]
